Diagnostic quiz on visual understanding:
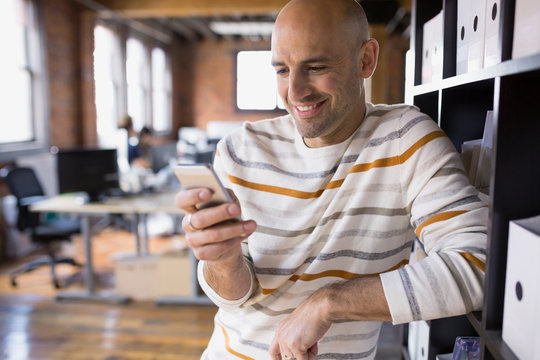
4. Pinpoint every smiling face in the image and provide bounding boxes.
[271,0,377,148]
